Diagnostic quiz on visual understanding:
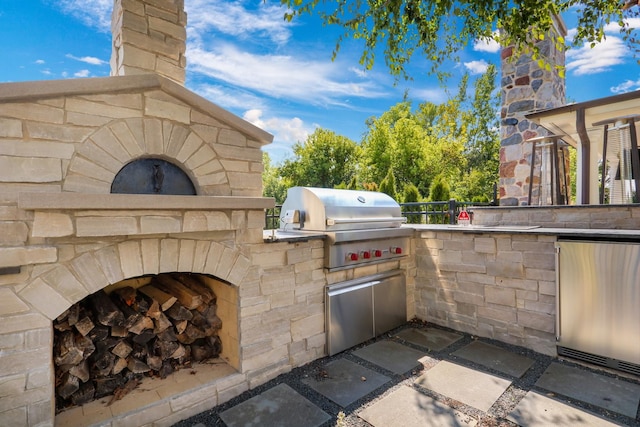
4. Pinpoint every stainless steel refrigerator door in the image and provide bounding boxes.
[556,240,640,365]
